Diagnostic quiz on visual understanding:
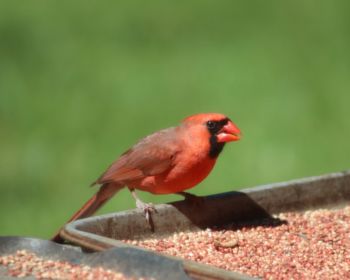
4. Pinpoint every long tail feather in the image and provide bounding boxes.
[51,183,122,243]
